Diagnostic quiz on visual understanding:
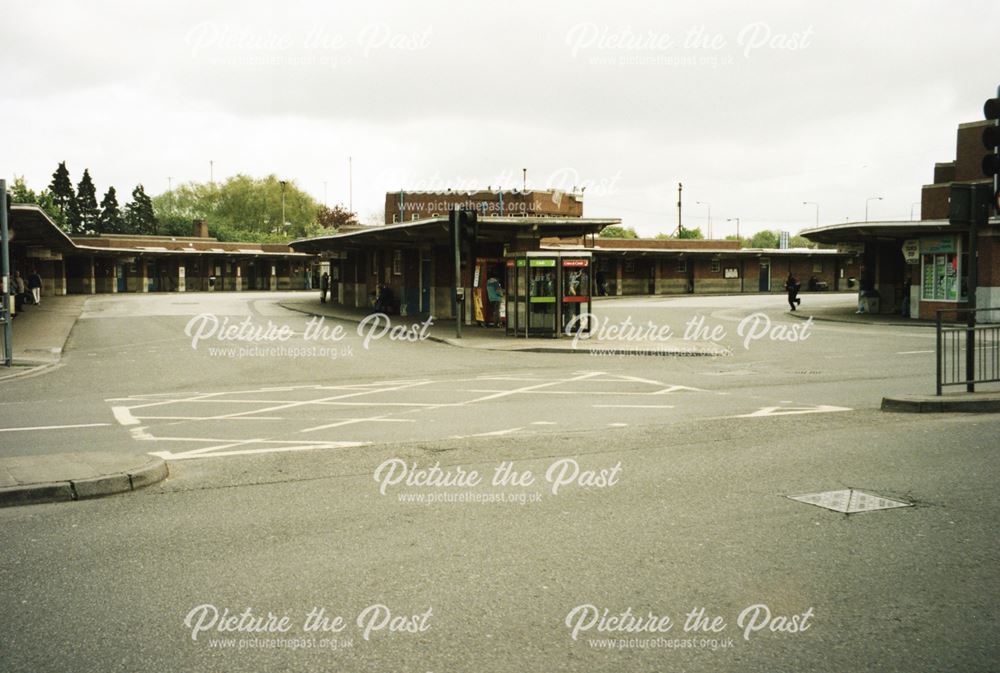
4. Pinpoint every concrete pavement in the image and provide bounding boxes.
[0,451,168,507]
[278,296,730,356]
[1,294,88,376]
